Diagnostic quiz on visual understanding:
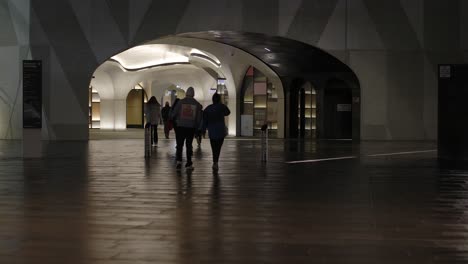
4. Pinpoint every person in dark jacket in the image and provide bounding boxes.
[161,101,171,139]
[144,96,161,146]
[170,87,203,170]
[203,93,231,170]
